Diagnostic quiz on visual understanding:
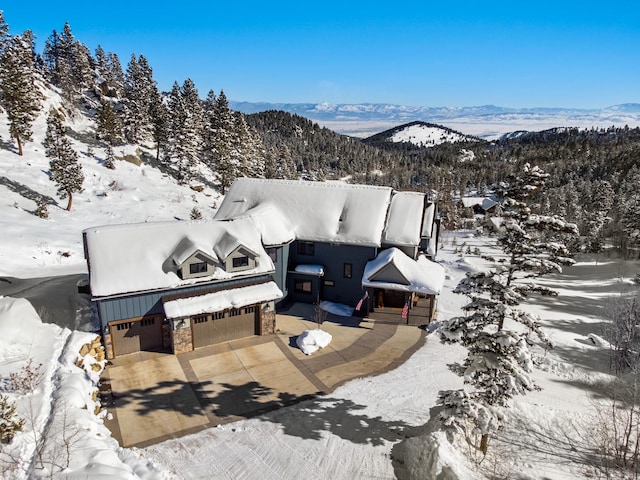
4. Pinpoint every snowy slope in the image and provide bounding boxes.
[0,86,222,278]
[363,121,478,149]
